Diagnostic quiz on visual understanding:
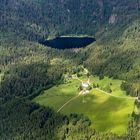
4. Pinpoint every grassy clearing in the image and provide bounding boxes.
[33,79,81,110]
[90,76,130,97]
[78,75,128,97]
[62,90,134,134]
[33,76,135,134]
